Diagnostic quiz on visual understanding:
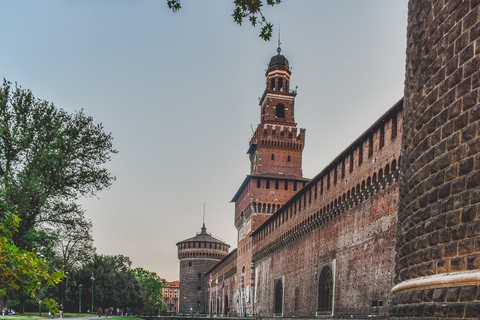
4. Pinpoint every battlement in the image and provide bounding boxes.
[250,124,305,150]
